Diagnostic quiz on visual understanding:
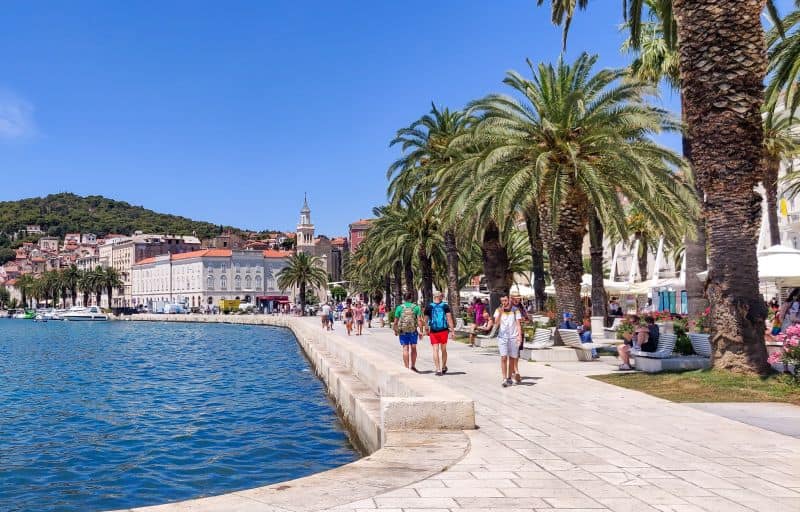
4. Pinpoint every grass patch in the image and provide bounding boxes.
[591,370,800,405]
